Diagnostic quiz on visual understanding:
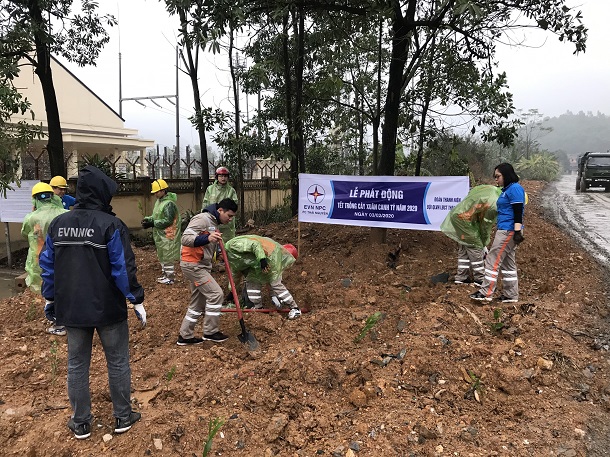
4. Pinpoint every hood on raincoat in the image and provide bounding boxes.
[74,166,117,213]
[31,193,64,211]
[202,203,220,221]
